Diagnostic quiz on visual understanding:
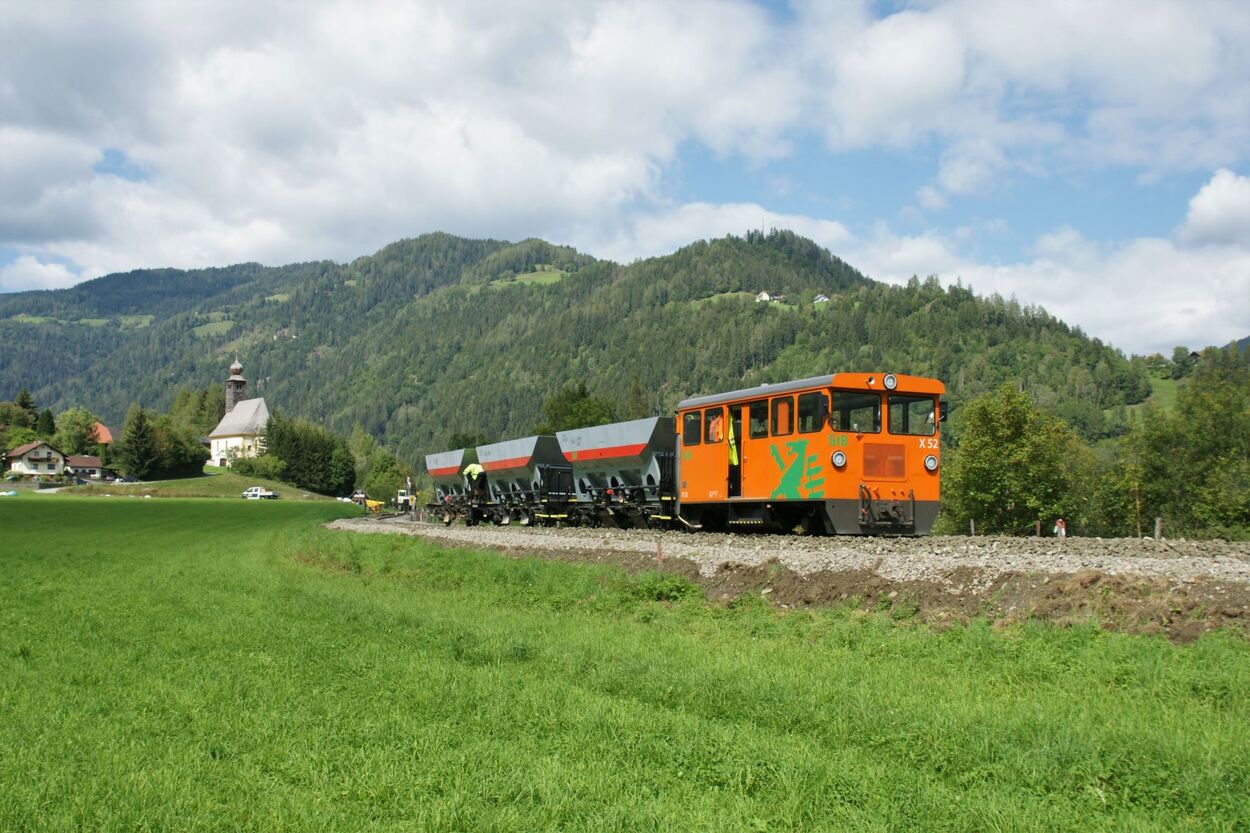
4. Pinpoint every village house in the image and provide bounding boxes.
[7,440,66,477]
[208,357,269,467]
[65,455,117,480]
